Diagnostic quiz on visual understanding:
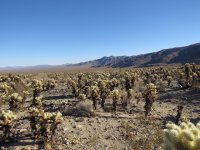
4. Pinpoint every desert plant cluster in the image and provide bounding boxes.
[0,63,200,149]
